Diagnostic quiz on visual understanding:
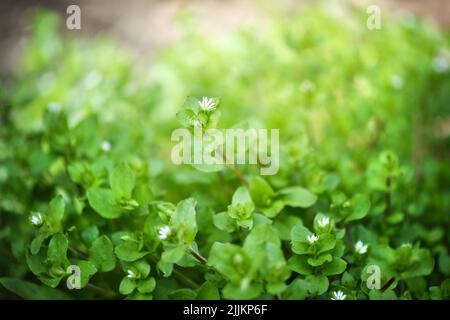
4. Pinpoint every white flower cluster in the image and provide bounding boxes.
[101,140,111,152]
[354,240,368,254]
[158,226,171,240]
[30,212,43,226]
[198,96,216,111]
[331,290,346,300]
[307,234,319,244]
[317,216,330,228]
[127,269,136,279]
